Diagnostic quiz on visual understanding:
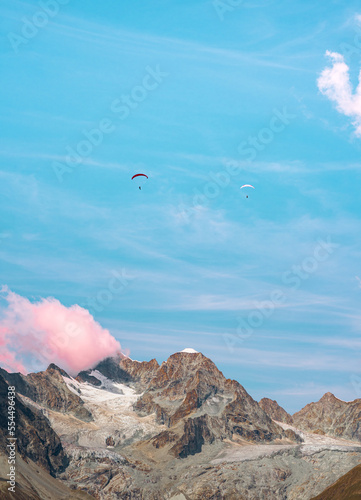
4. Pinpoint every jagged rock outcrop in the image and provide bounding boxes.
[87,355,132,384]
[170,415,214,458]
[0,372,68,476]
[132,351,301,457]
[150,430,178,449]
[293,392,361,442]
[119,357,160,390]
[78,355,160,393]
[29,364,92,421]
[73,351,300,459]
[259,397,294,425]
[76,370,102,386]
[0,364,92,422]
